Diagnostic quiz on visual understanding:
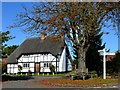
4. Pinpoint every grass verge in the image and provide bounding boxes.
[41,78,118,87]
